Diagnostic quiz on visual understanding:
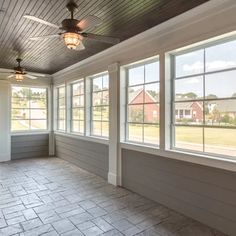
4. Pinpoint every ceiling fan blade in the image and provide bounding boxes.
[75,42,85,51]
[29,72,47,77]
[7,75,14,79]
[29,34,61,41]
[24,15,59,29]
[25,74,37,80]
[0,68,15,73]
[82,33,120,44]
[0,71,13,74]
[77,15,102,32]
